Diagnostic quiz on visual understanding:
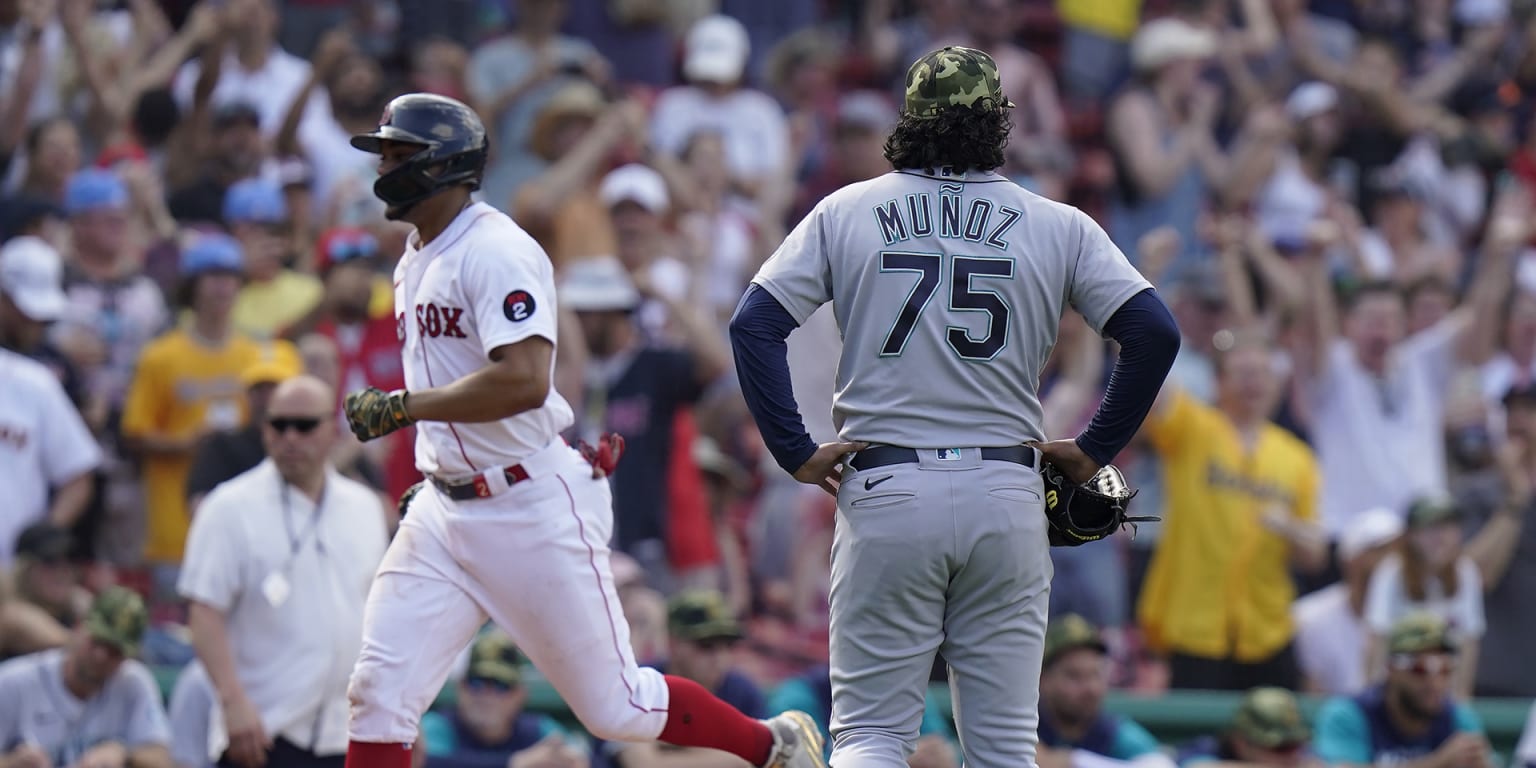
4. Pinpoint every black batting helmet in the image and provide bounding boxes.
[350,93,489,212]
